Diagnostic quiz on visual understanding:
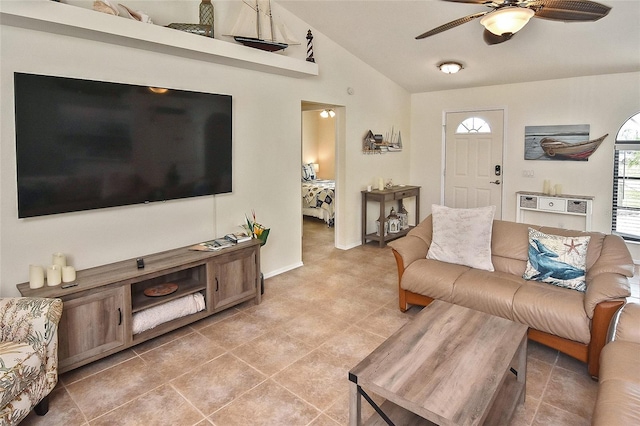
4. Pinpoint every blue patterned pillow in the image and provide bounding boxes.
[523,228,590,292]
[302,163,316,181]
